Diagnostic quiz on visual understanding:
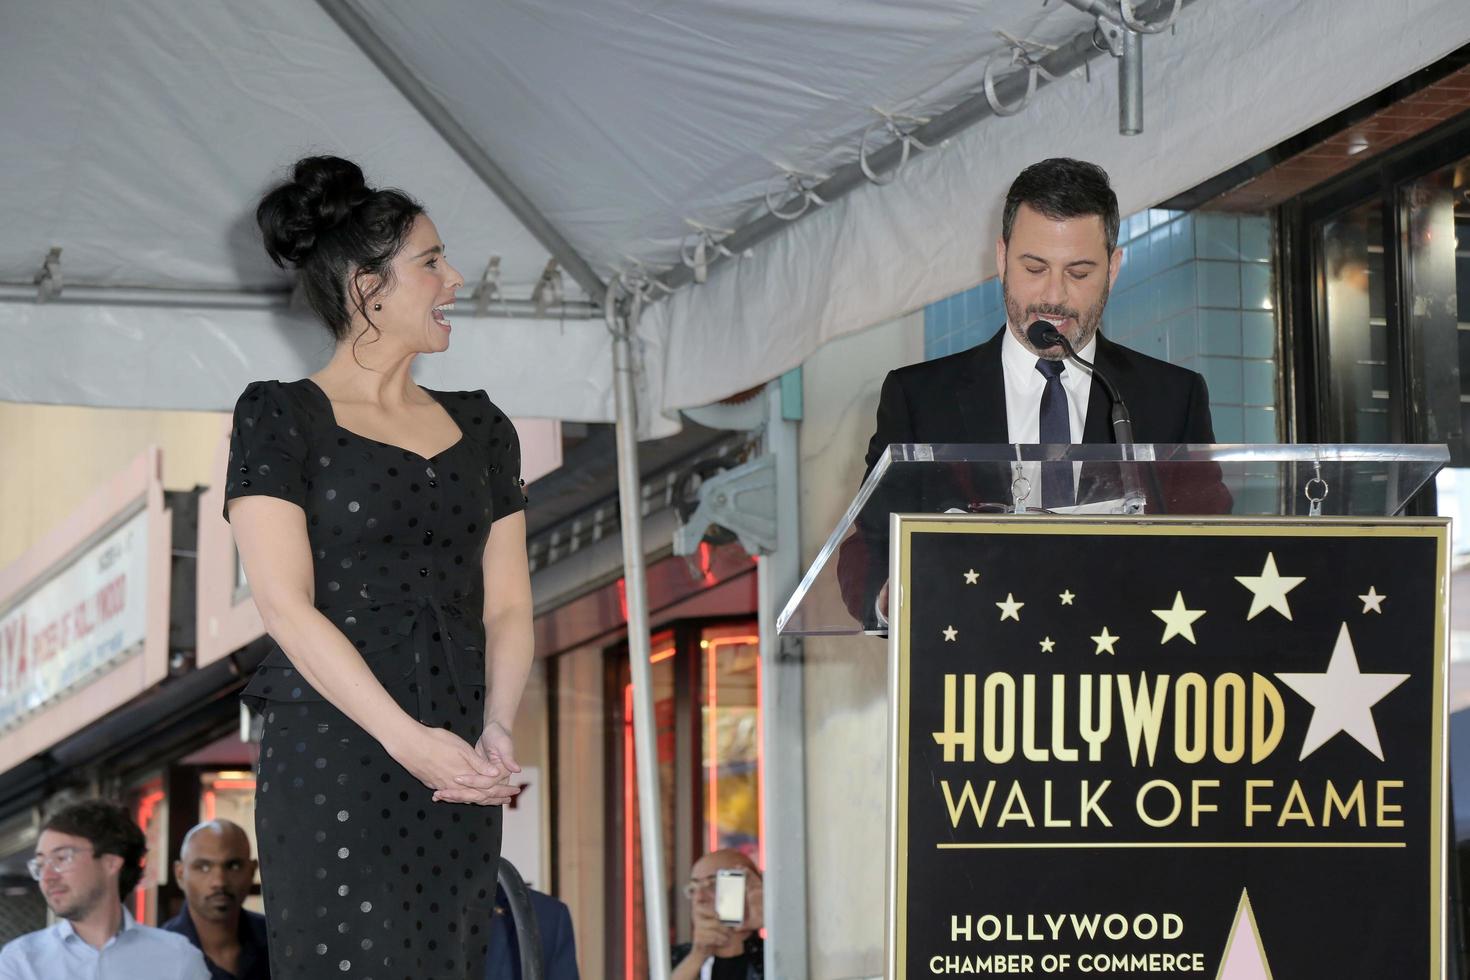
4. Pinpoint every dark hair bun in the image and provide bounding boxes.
[257,156,373,268]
